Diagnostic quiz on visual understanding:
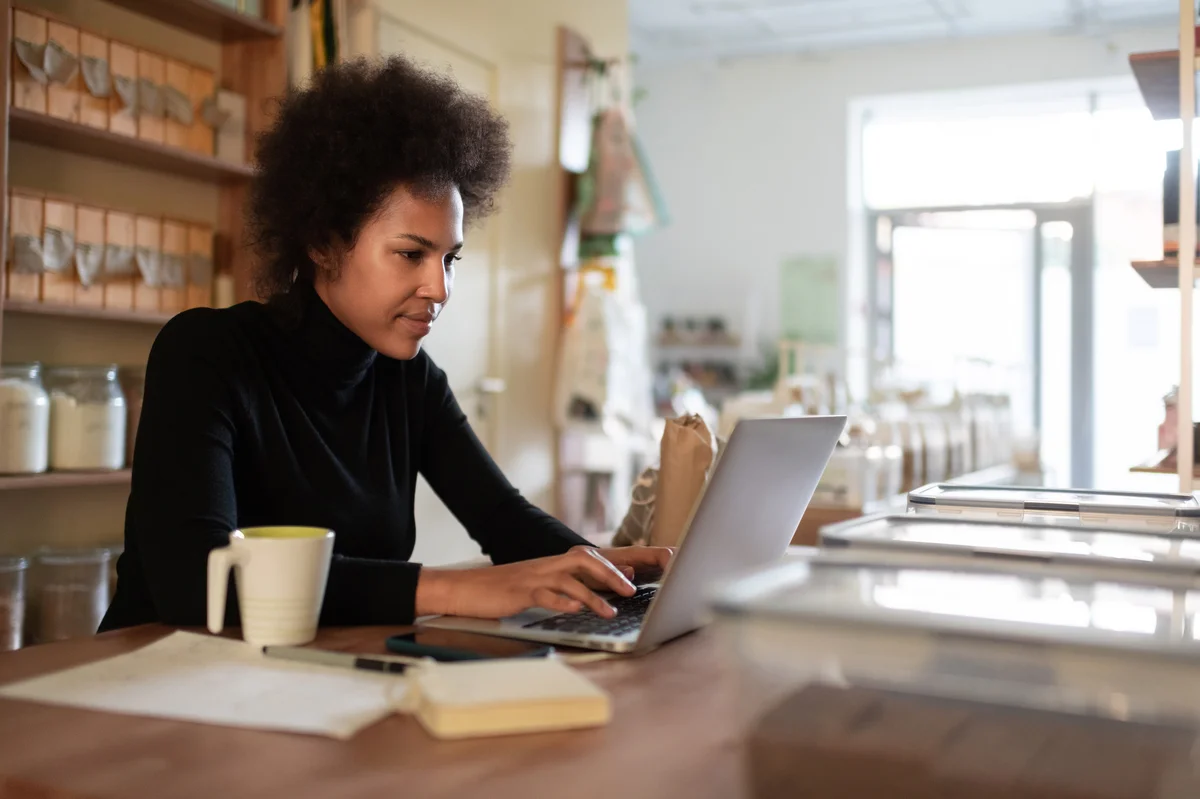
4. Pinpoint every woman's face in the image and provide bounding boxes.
[314,183,463,360]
